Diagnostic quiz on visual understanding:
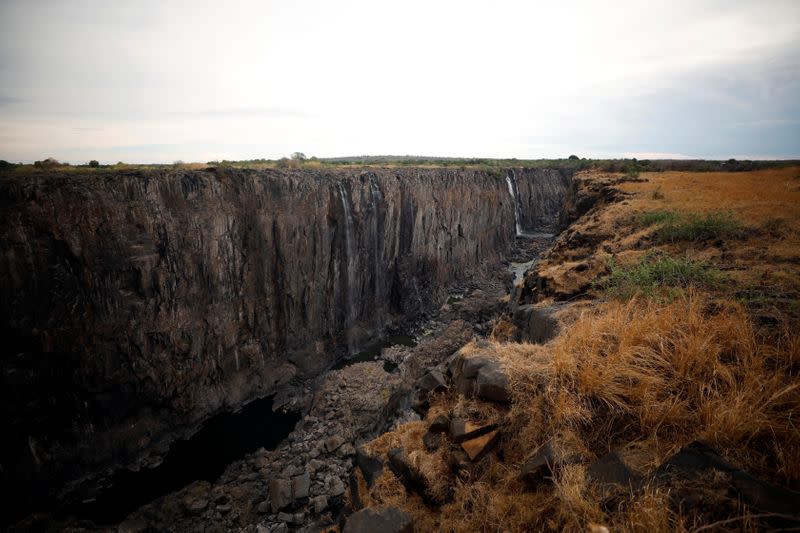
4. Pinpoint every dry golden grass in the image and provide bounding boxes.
[356,168,800,531]
[620,167,800,228]
[363,293,800,531]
